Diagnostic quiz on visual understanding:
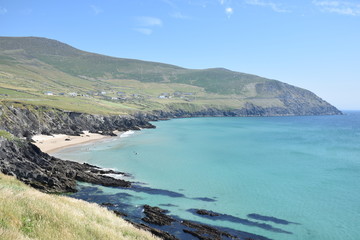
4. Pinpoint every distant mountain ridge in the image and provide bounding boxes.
[0,36,341,116]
